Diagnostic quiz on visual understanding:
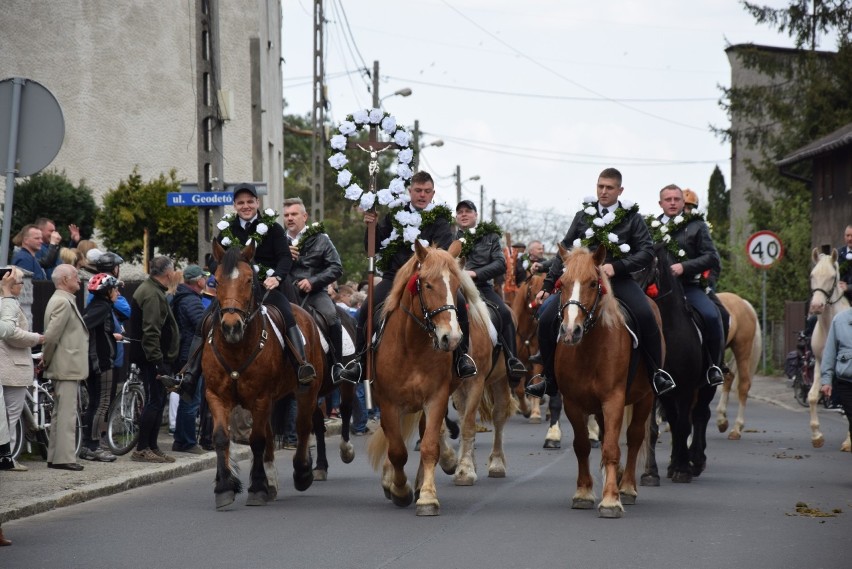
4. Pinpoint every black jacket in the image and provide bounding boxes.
[84,294,115,374]
[372,205,453,280]
[170,283,205,368]
[455,228,505,288]
[217,217,292,281]
[544,201,653,291]
[662,214,720,286]
[289,232,343,292]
